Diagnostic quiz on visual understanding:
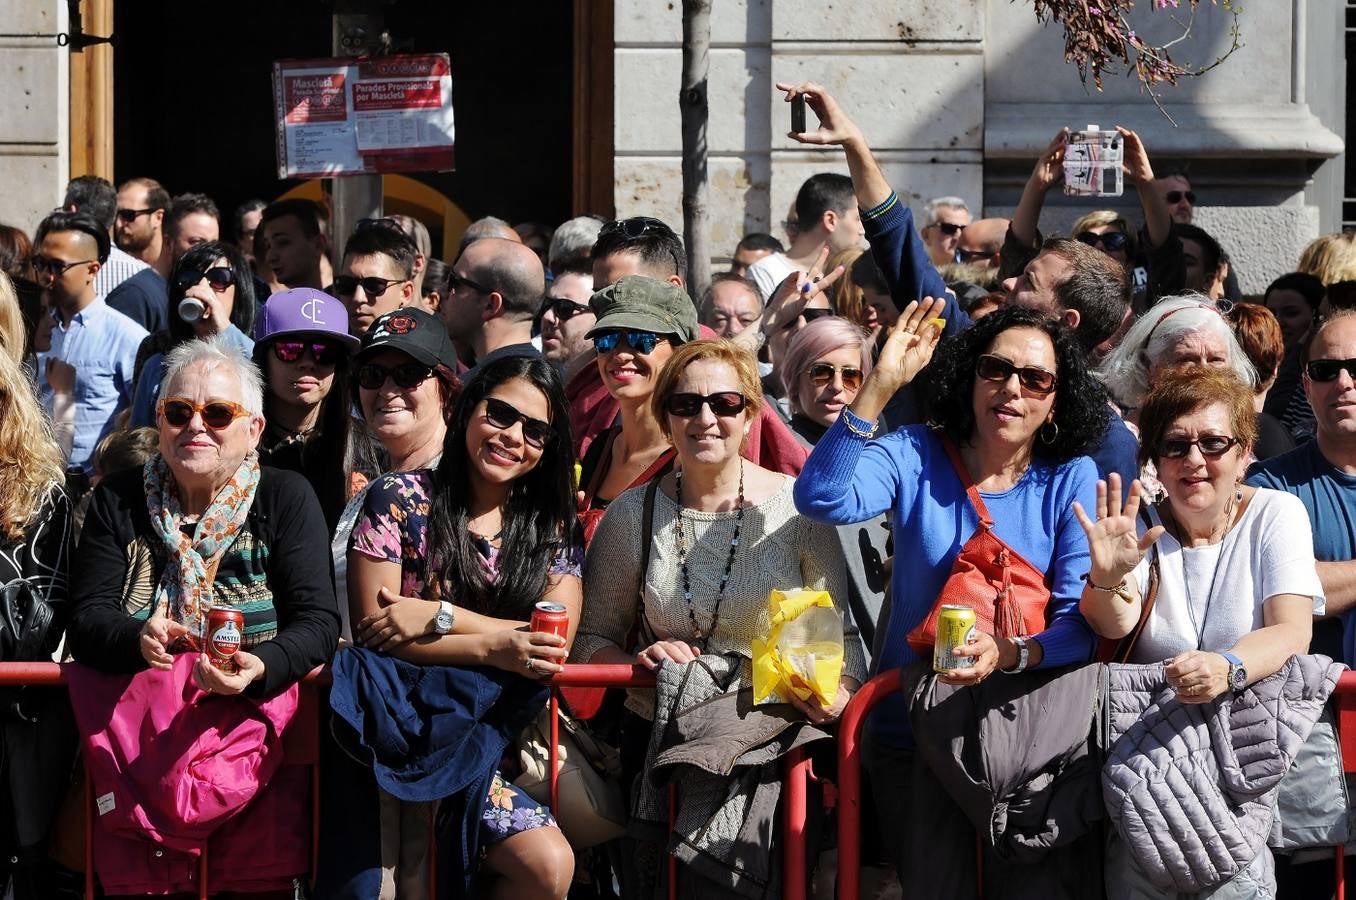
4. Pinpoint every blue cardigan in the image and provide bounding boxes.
[794,415,1099,747]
